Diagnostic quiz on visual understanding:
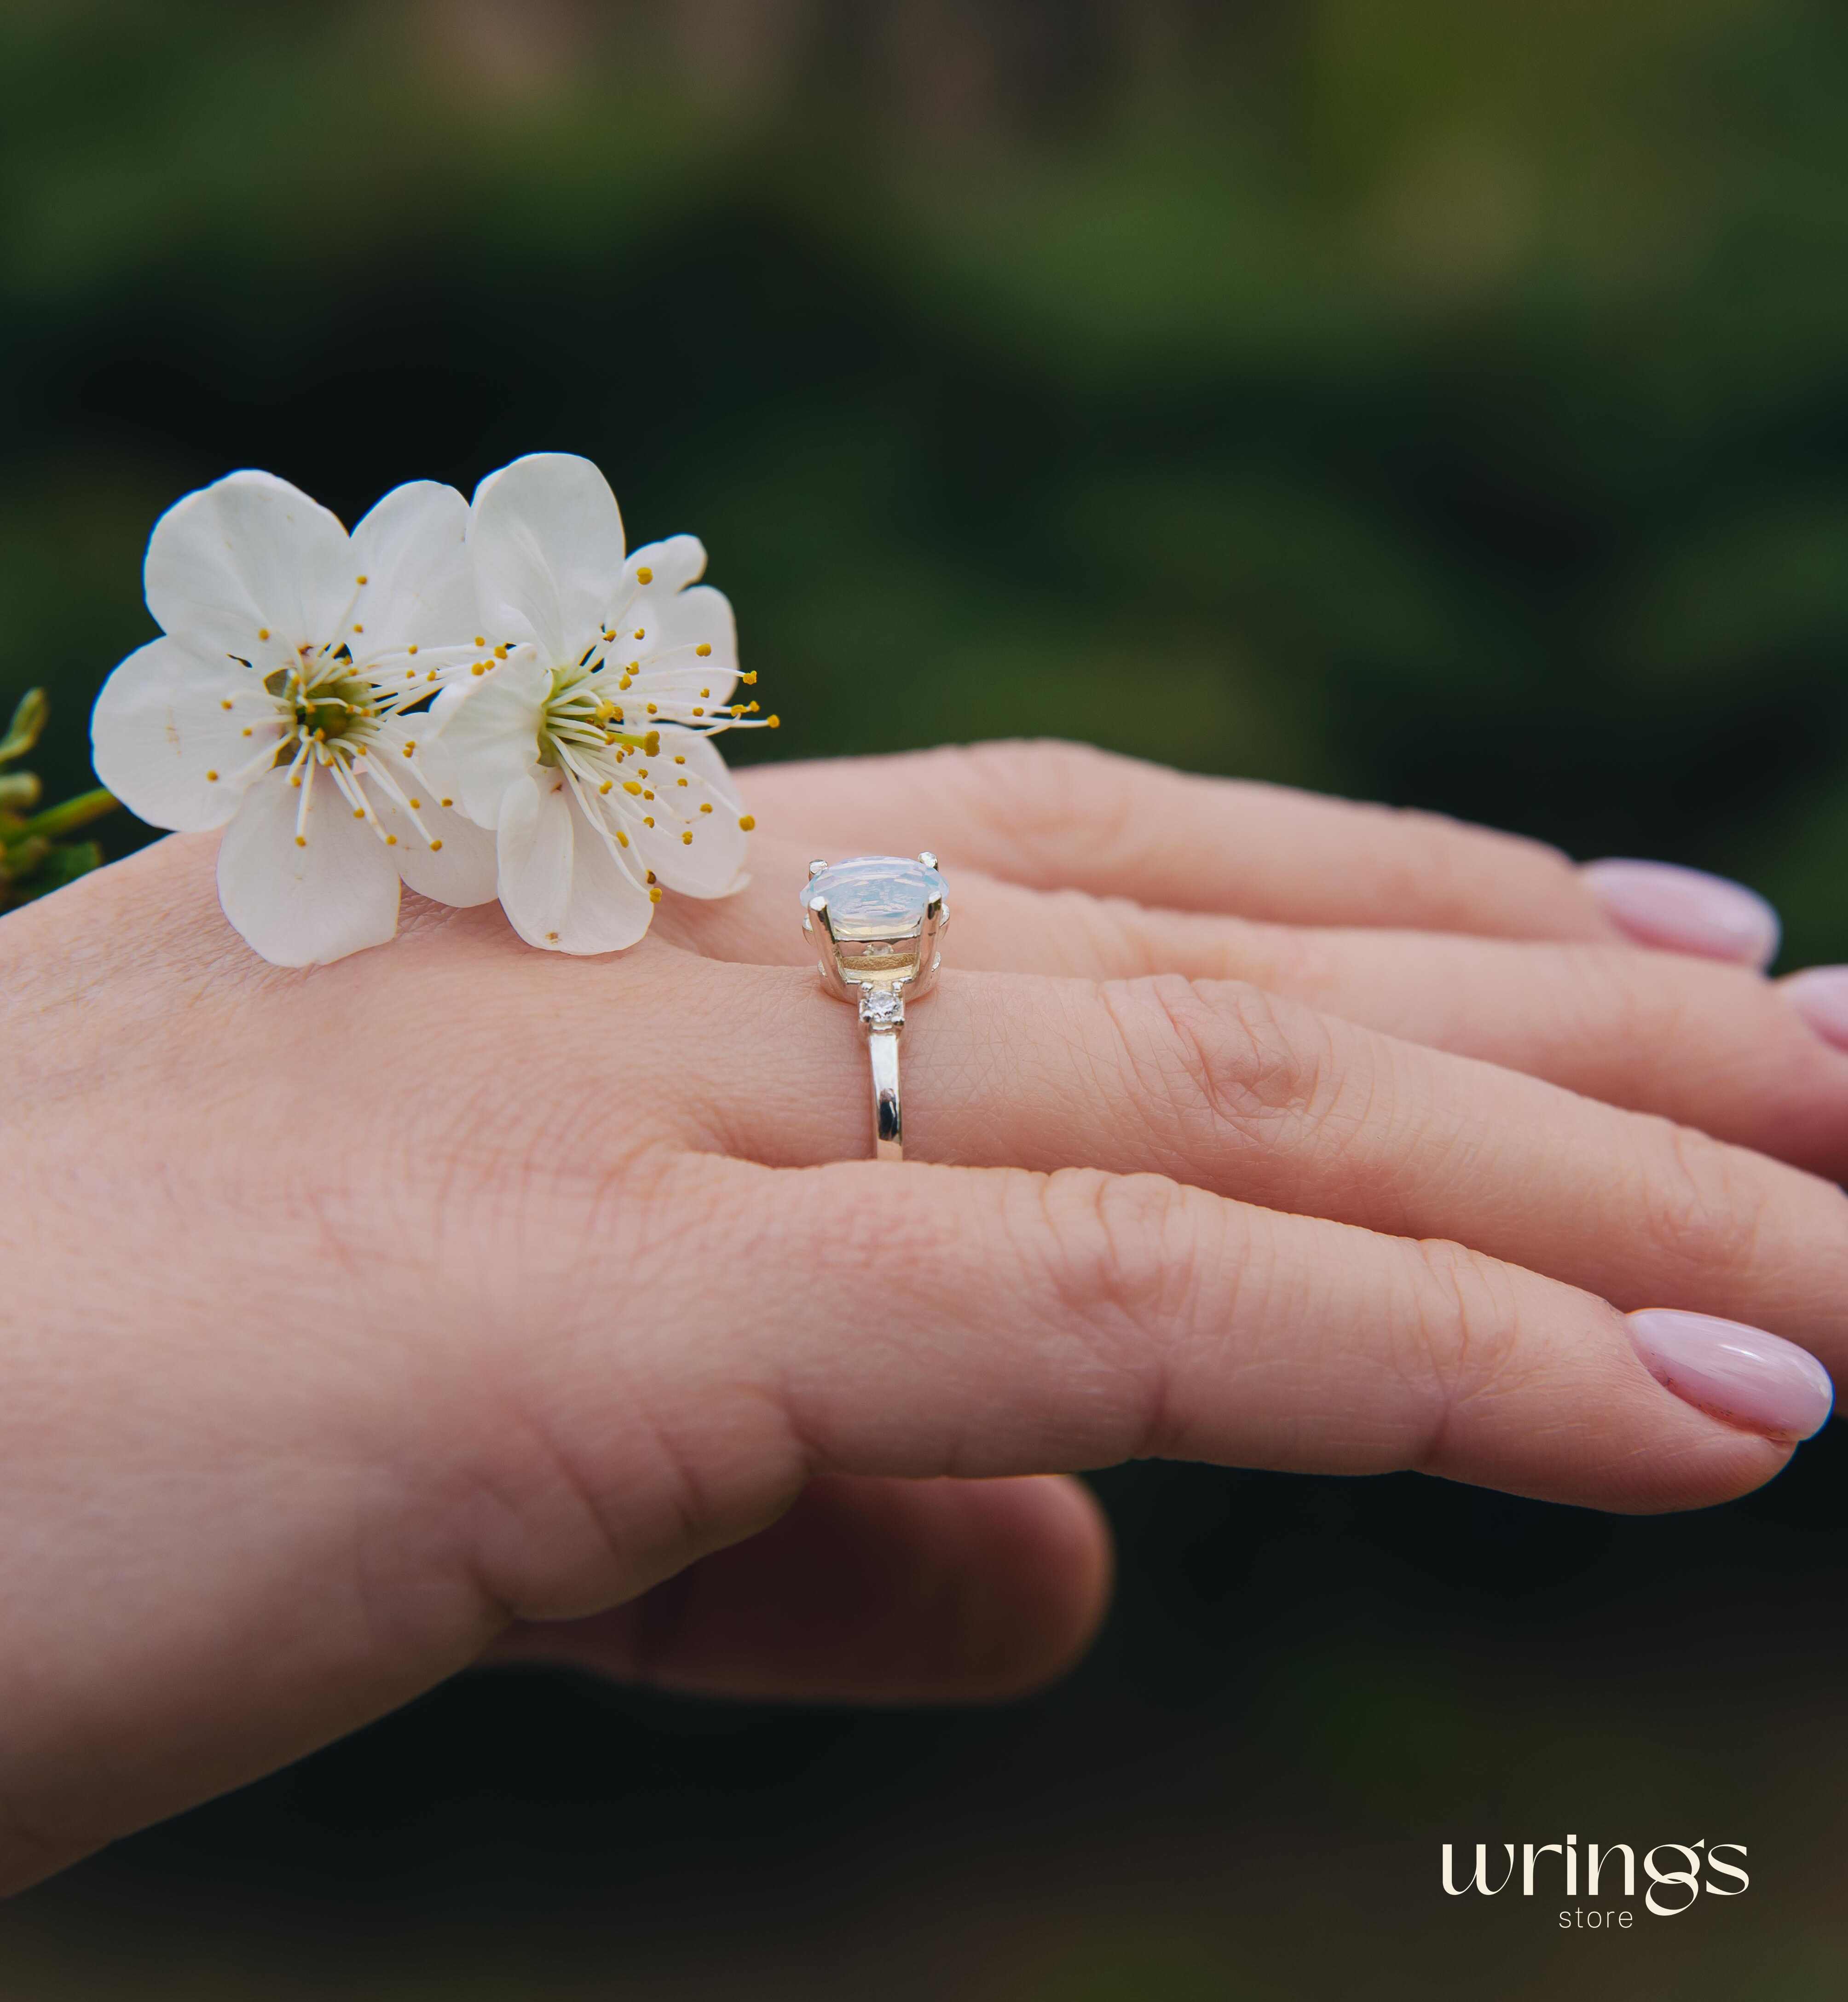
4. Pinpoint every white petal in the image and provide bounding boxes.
[432,654,550,826]
[91,636,283,832]
[469,454,625,665]
[498,771,653,954]
[144,470,352,665]
[622,583,740,709]
[621,727,748,898]
[495,773,575,946]
[215,765,401,966]
[624,535,706,596]
[356,730,500,907]
[348,480,476,655]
